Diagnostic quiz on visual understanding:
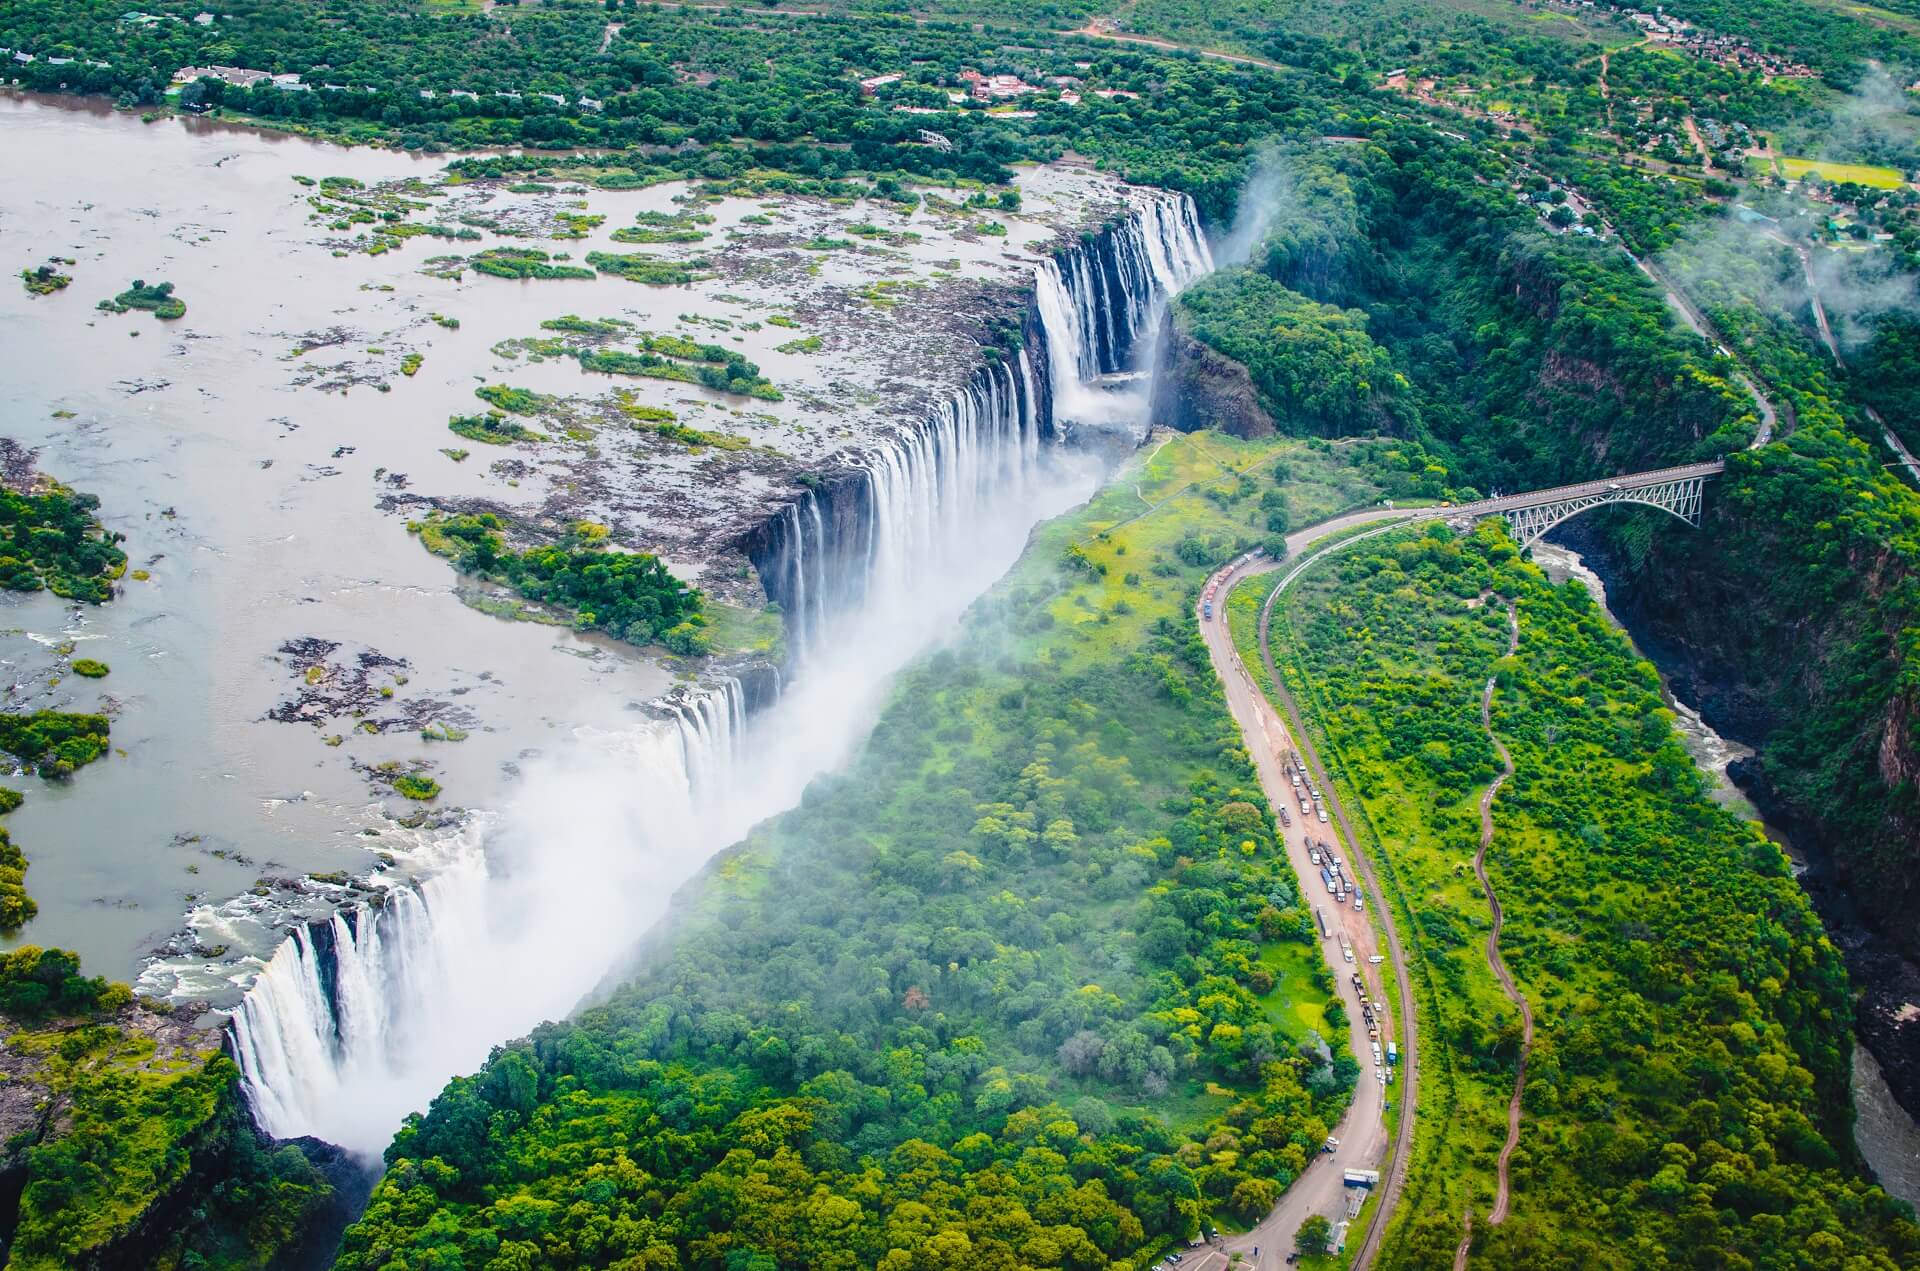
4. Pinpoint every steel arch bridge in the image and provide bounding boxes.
[1451,460,1727,549]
